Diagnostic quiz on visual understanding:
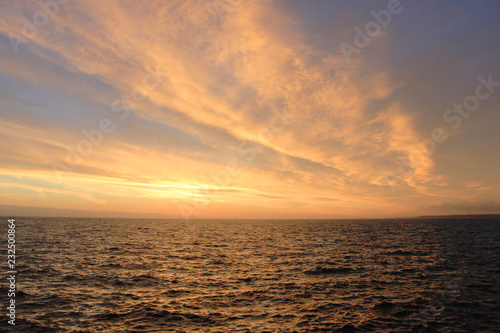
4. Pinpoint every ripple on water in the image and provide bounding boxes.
[2,217,499,332]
